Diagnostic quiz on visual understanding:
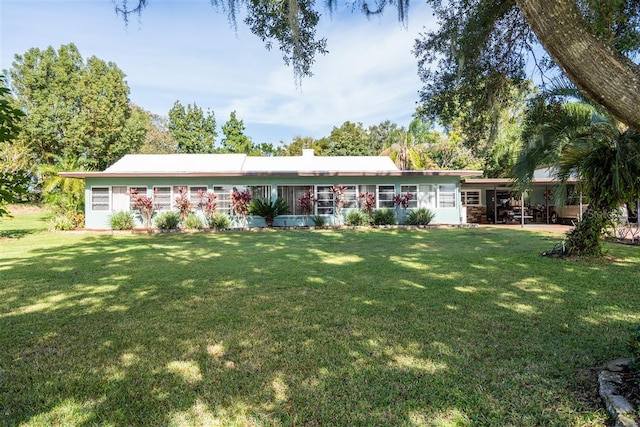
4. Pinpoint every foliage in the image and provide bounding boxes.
[0,73,28,218]
[297,188,316,218]
[324,121,371,156]
[367,120,399,156]
[182,213,204,230]
[407,208,436,226]
[516,99,640,256]
[280,136,329,156]
[220,111,257,154]
[393,192,413,210]
[9,43,146,170]
[380,118,441,170]
[136,111,177,154]
[208,211,231,230]
[167,101,217,153]
[108,211,135,230]
[370,208,396,226]
[329,184,347,224]
[310,214,326,228]
[154,211,181,230]
[129,187,156,228]
[48,211,84,230]
[231,189,252,227]
[173,186,192,221]
[198,189,218,223]
[628,324,640,369]
[248,197,290,227]
[39,156,86,216]
[346,209,368,226]
[359,192,375,220]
